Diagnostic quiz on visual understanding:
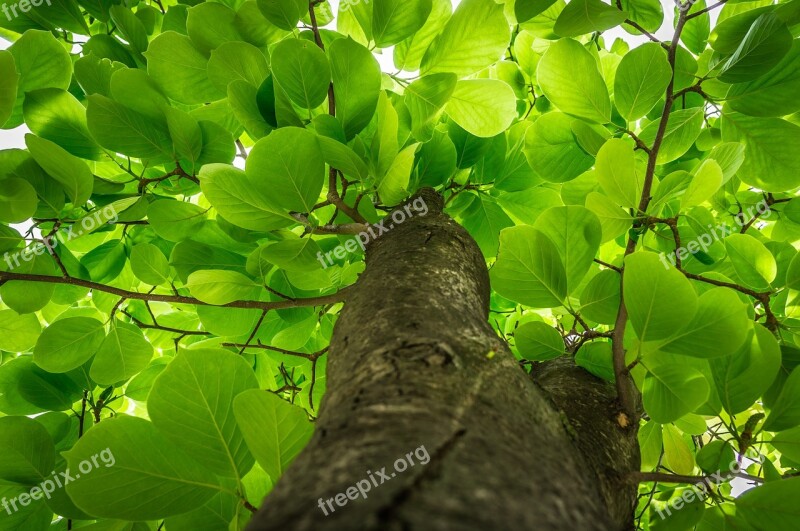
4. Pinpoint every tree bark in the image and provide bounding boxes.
[247,189,639,531]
